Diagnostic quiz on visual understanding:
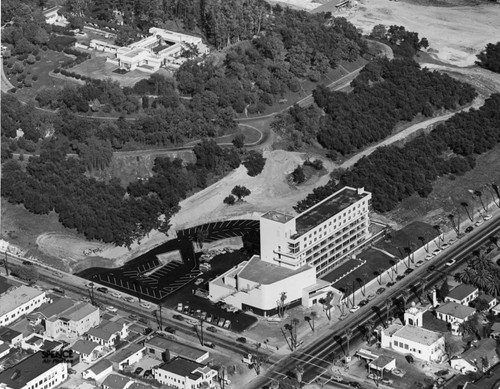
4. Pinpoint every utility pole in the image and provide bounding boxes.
[88,282,95,306]
[3,252,9,277]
